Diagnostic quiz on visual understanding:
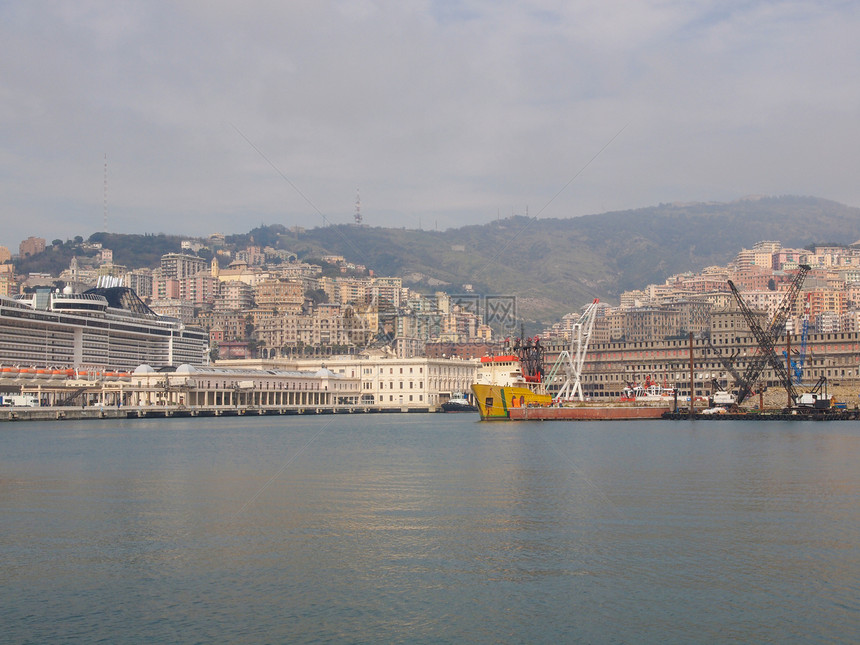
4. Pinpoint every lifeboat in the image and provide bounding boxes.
[0,365,19,379]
